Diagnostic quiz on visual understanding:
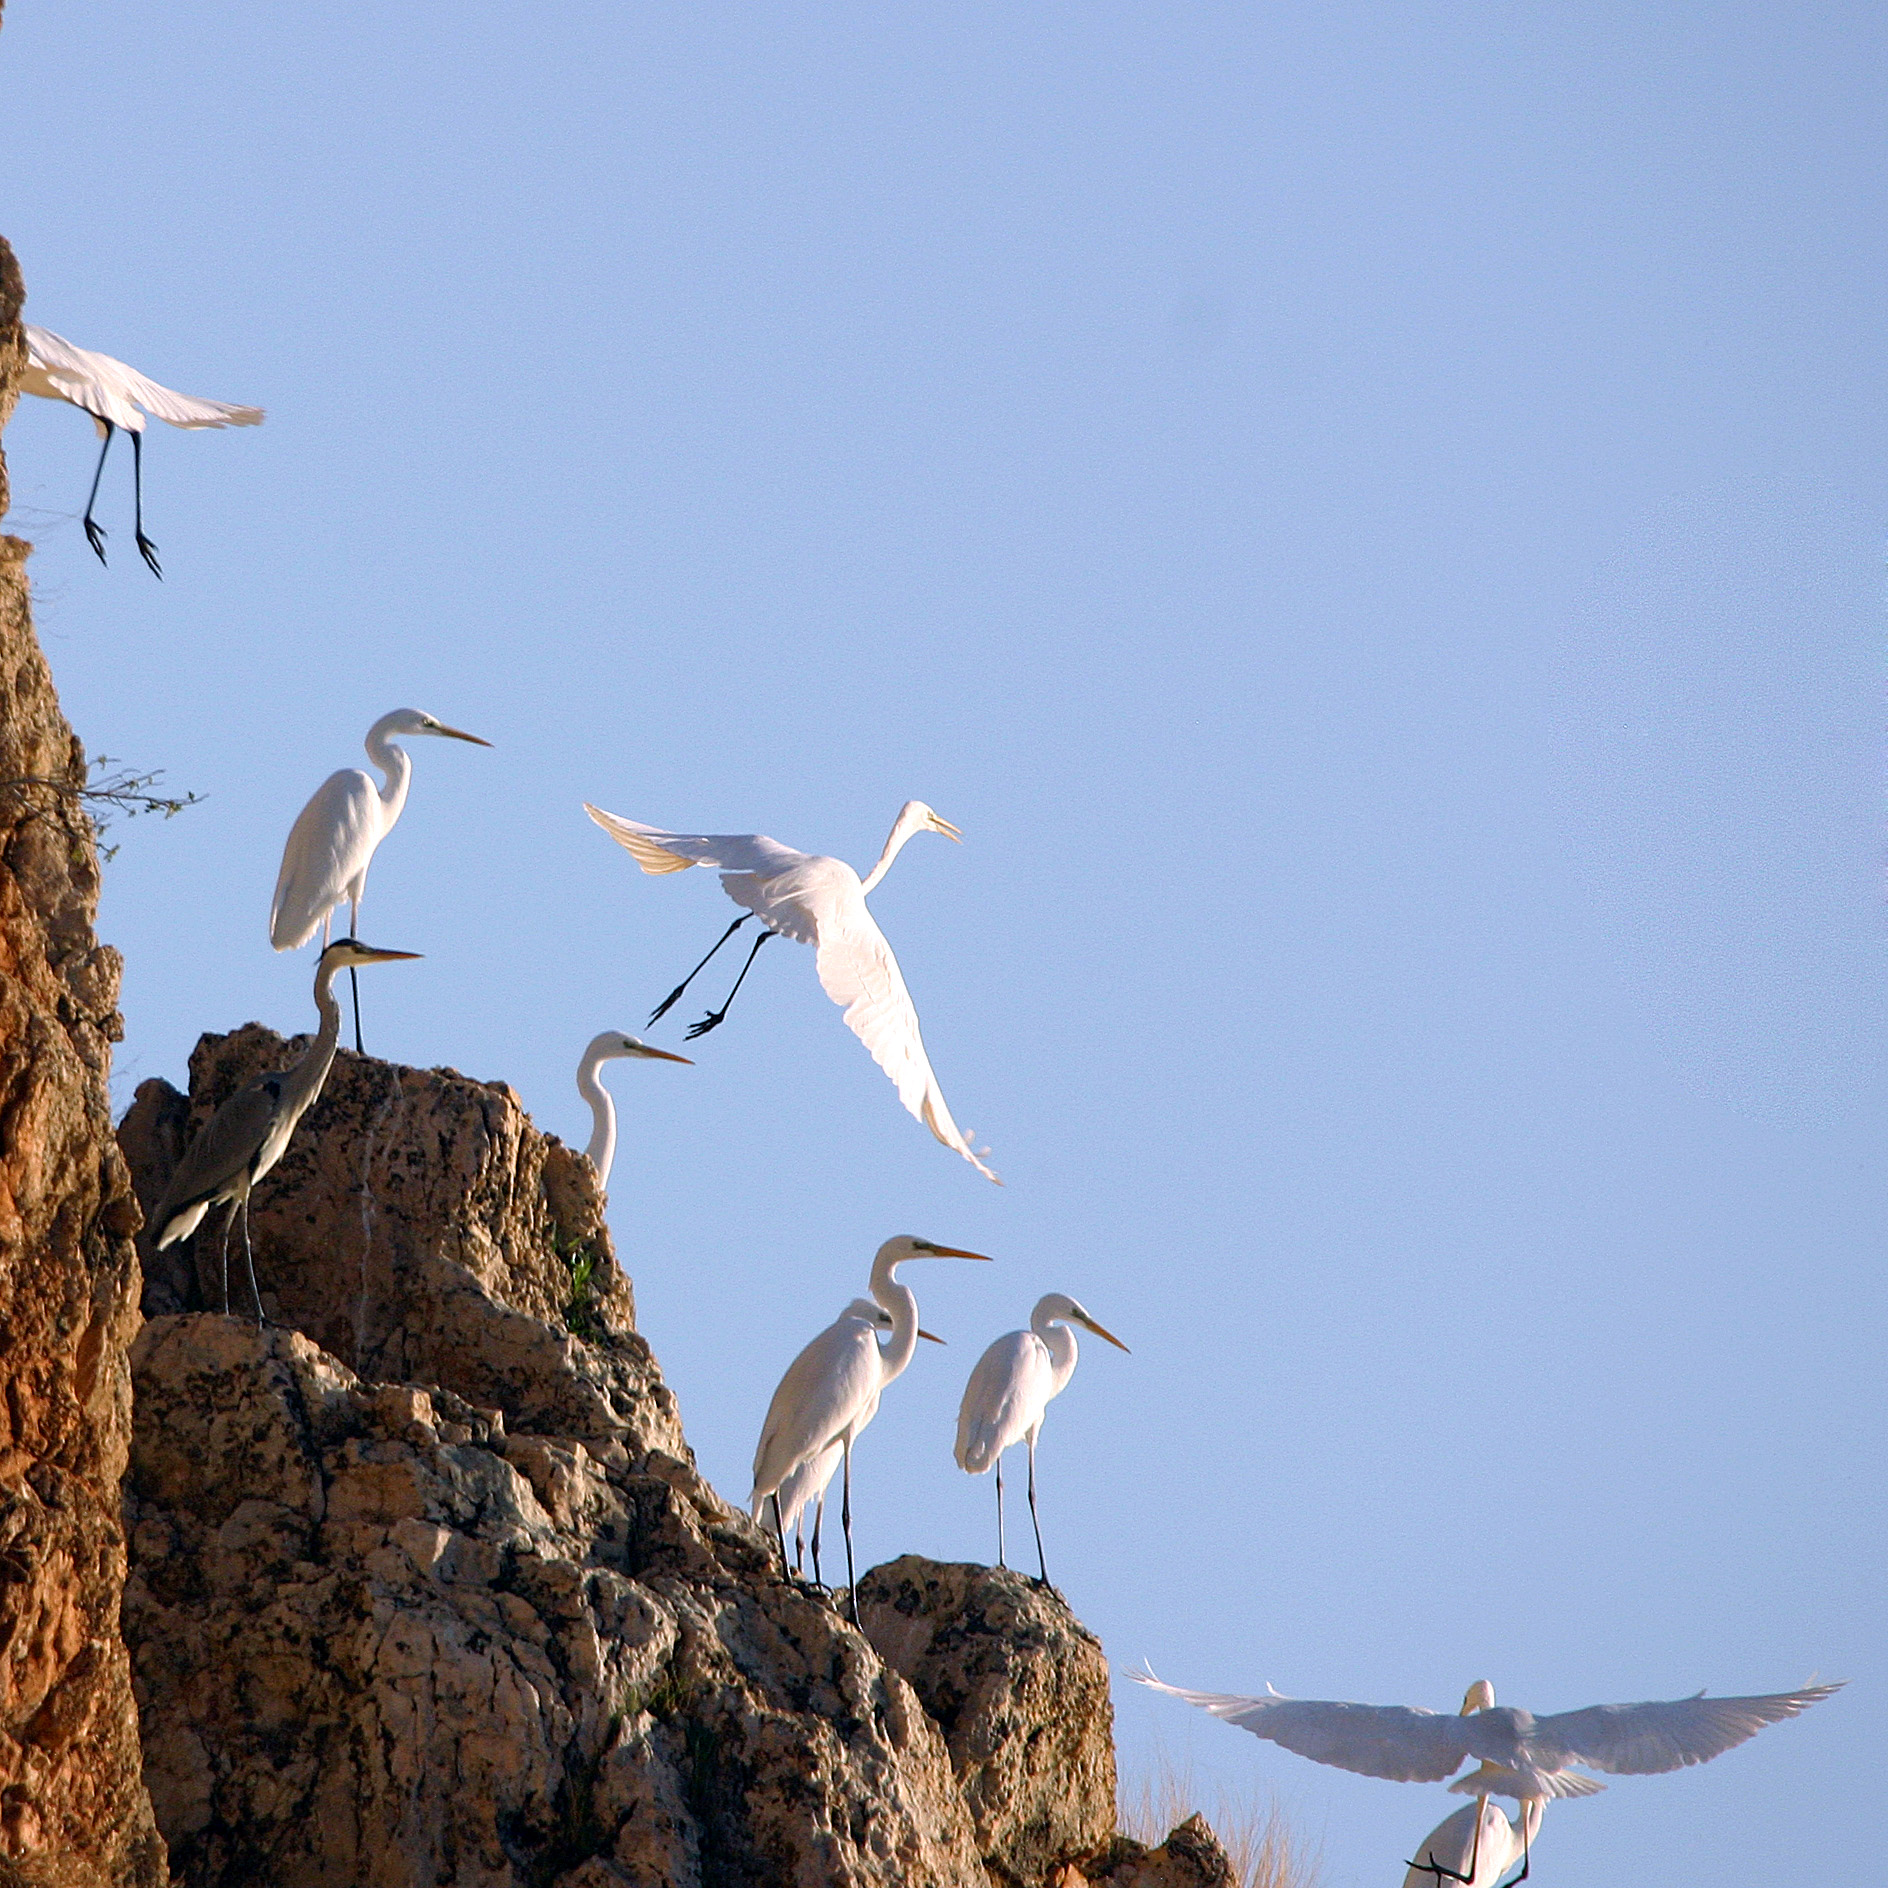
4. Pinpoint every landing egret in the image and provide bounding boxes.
[760,1297,944,1586]
[584,800,999,1182]
[271,709,489,1049]
[575,1031,692,1187]
[954,1293,1128,1584]
[1402,1794,1542,1888]
[751,1235,991,1619]
[1133,1666,1840,1876]
[149,939,419,1321]
[22,324,262,575]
